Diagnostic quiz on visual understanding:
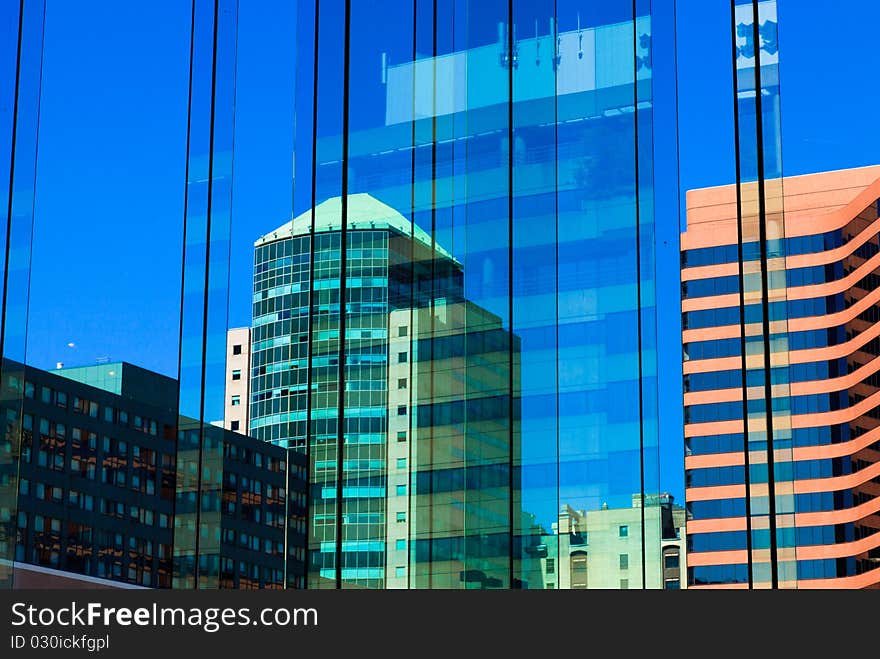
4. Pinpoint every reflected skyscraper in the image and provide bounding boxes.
[249,194,521,588]
[242,1,661,590]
